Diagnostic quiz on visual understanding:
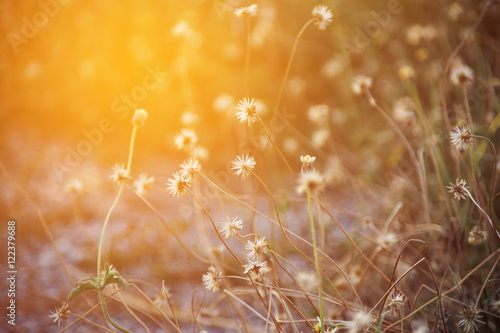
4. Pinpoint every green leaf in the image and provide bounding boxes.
[104,275,129,290]
[67,280,98,303]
